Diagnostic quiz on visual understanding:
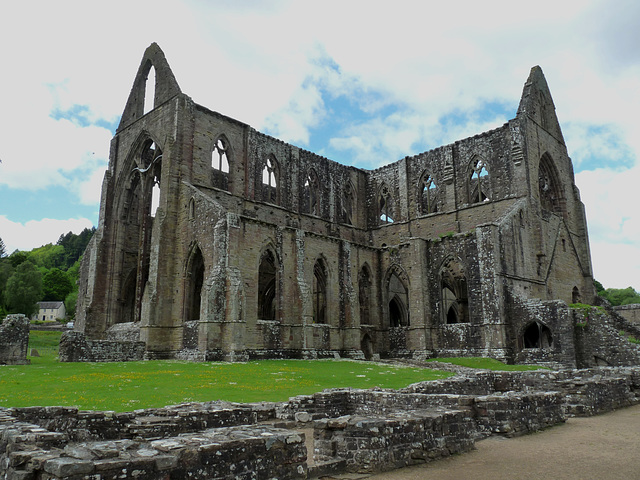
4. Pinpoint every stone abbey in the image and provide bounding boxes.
[73,43,599,366]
